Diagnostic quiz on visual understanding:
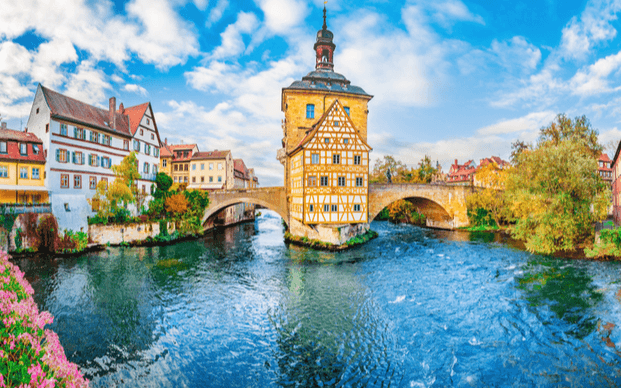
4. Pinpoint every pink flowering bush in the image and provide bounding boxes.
[0,251,89,387]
